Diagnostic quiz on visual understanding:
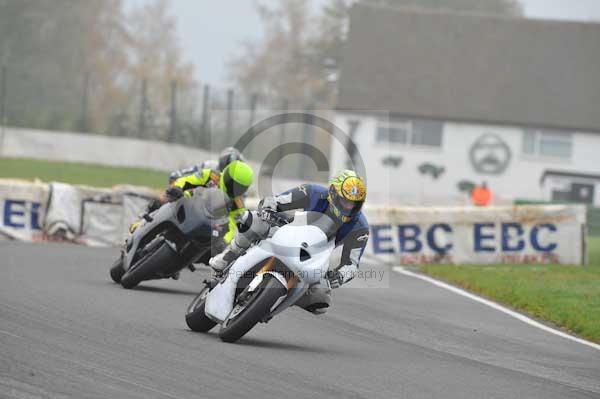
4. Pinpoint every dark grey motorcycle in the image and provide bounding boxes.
[110,187,229,289]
